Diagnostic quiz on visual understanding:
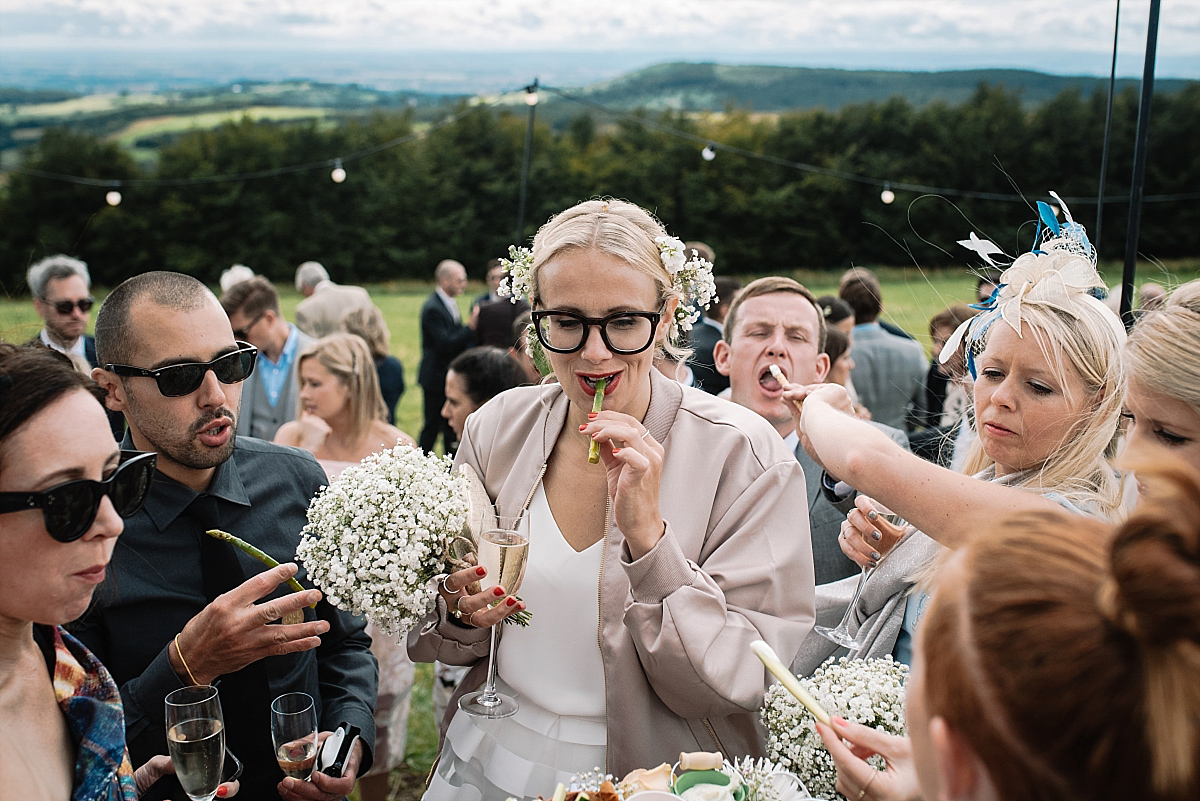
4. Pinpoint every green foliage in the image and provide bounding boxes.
[1,83,1197,288]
